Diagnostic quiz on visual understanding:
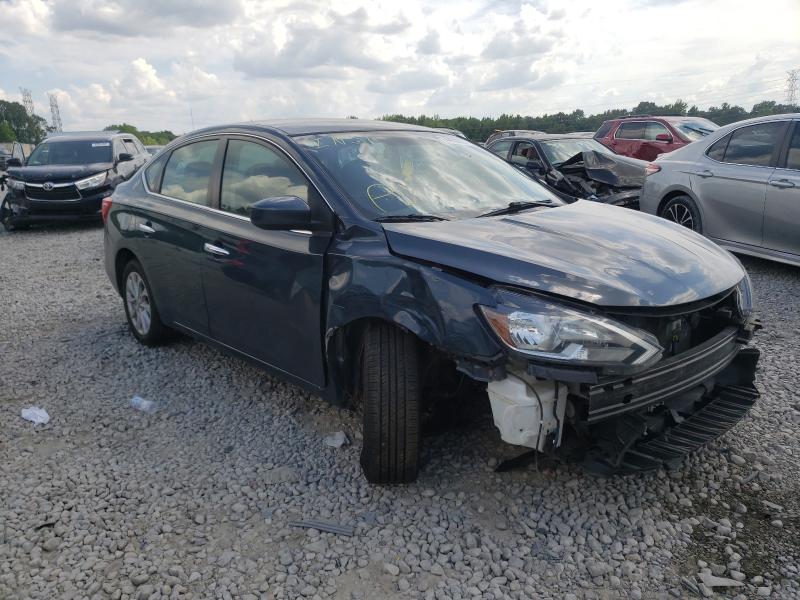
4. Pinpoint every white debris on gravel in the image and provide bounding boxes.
[20,406,50,425]
[1,224,799,600]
